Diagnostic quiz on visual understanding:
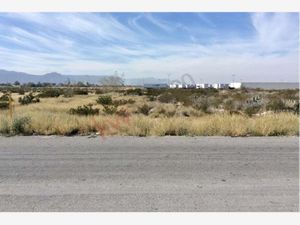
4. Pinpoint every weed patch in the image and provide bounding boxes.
[69,104,99,116]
